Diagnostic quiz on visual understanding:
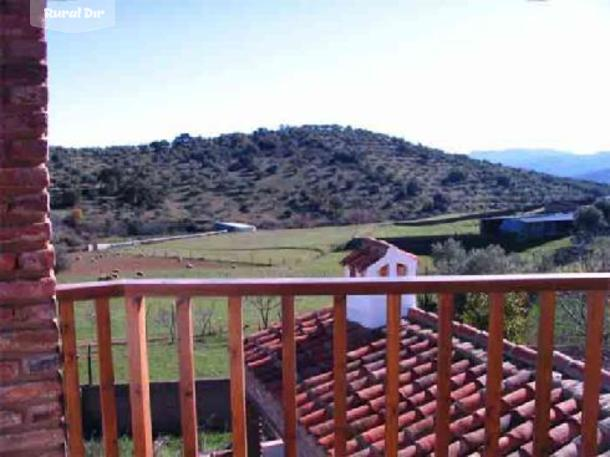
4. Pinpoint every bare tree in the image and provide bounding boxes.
[559,239,610,348]
[248,296,280,330]
[193,304,216,341]
[557,292,610,348]
[154,306,176,344]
